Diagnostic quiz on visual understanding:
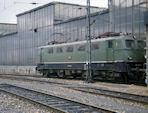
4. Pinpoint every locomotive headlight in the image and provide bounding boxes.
[144,55,146,59]
[128,56,132,60]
